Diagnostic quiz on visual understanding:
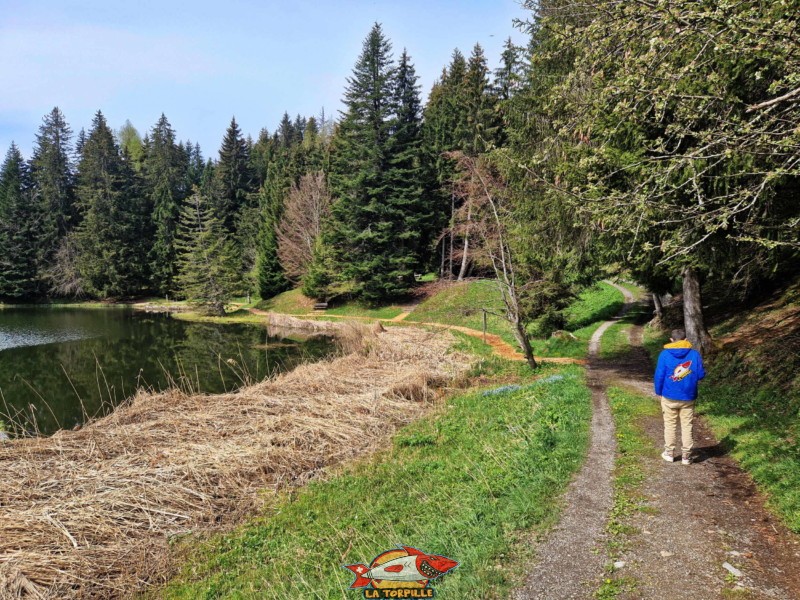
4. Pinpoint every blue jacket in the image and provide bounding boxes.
[654,340,705,401]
